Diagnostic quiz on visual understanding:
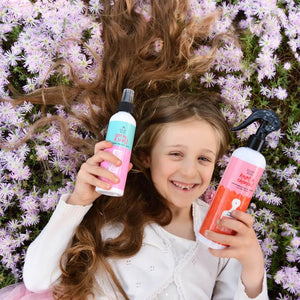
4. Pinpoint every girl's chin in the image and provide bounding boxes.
[166,200,194,212]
